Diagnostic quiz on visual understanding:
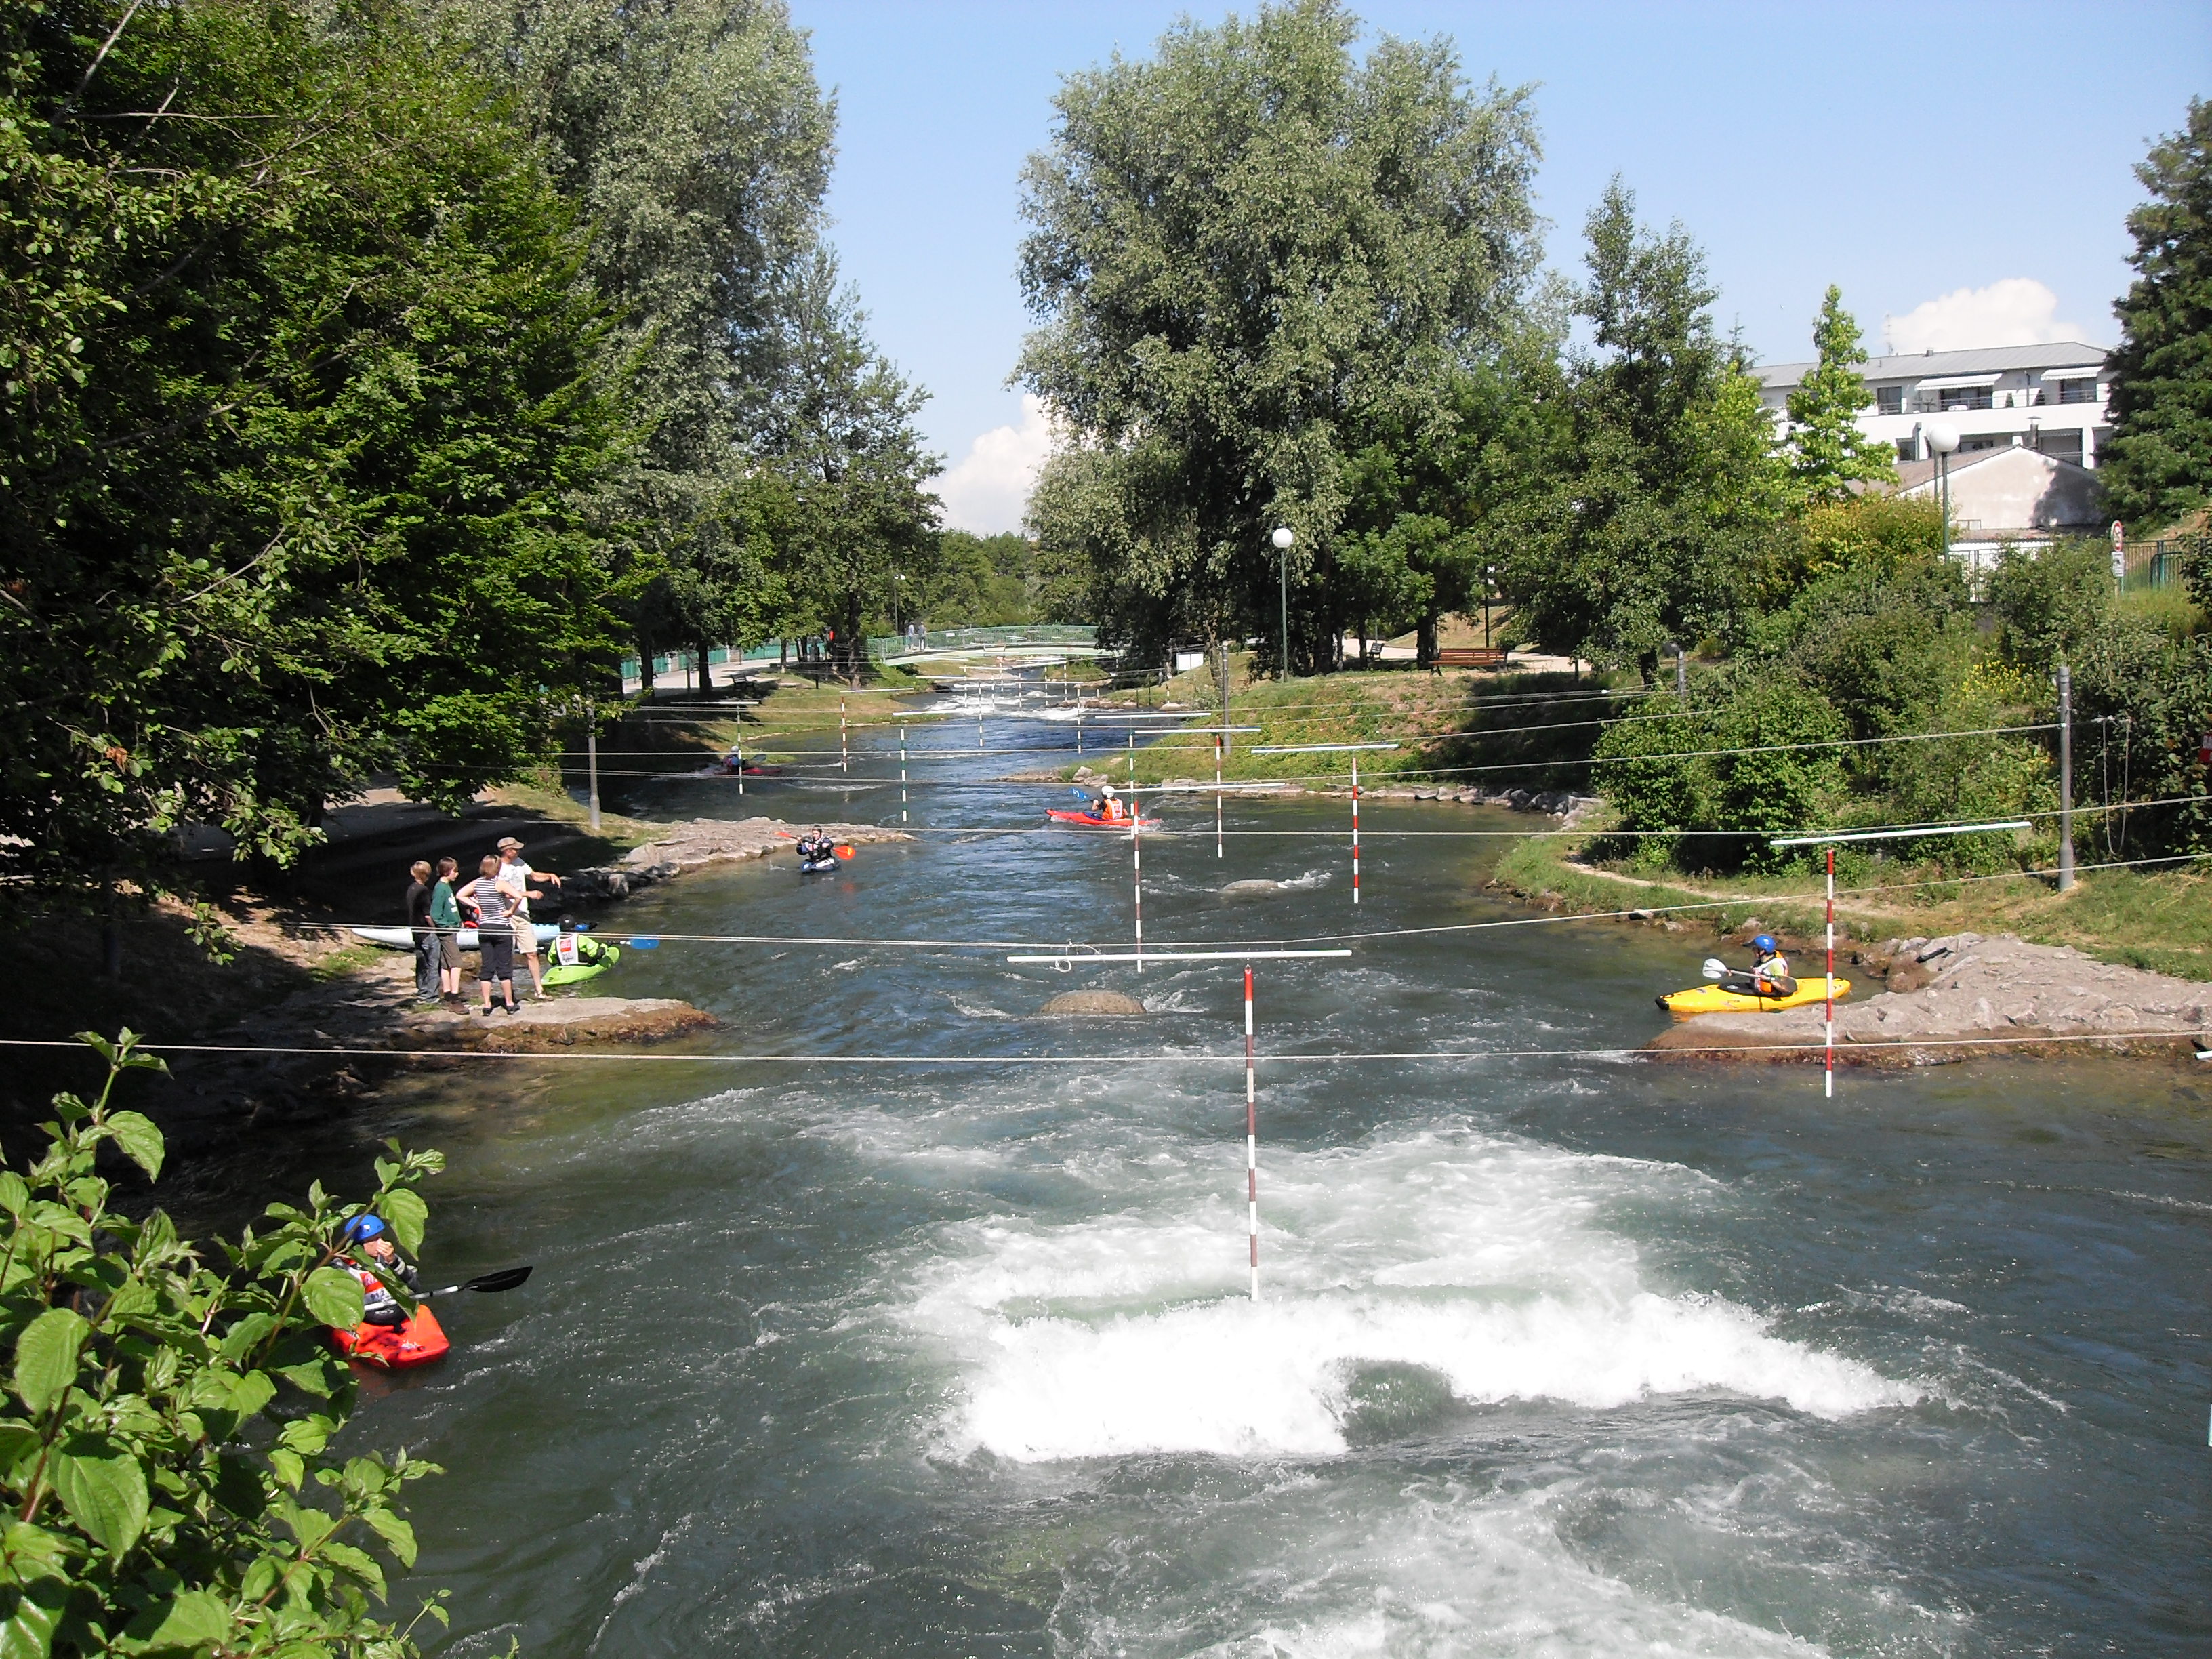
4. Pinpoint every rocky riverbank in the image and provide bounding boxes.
[563,816,911,900]
[1064,766,1600,821]
[1650,931,2212,1065]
